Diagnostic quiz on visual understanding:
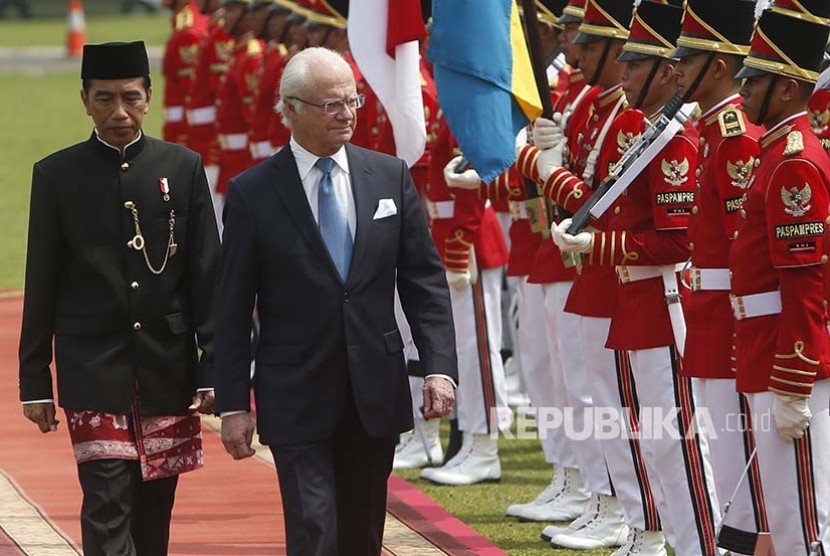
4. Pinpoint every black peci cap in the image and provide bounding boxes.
[81,41,149,80]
